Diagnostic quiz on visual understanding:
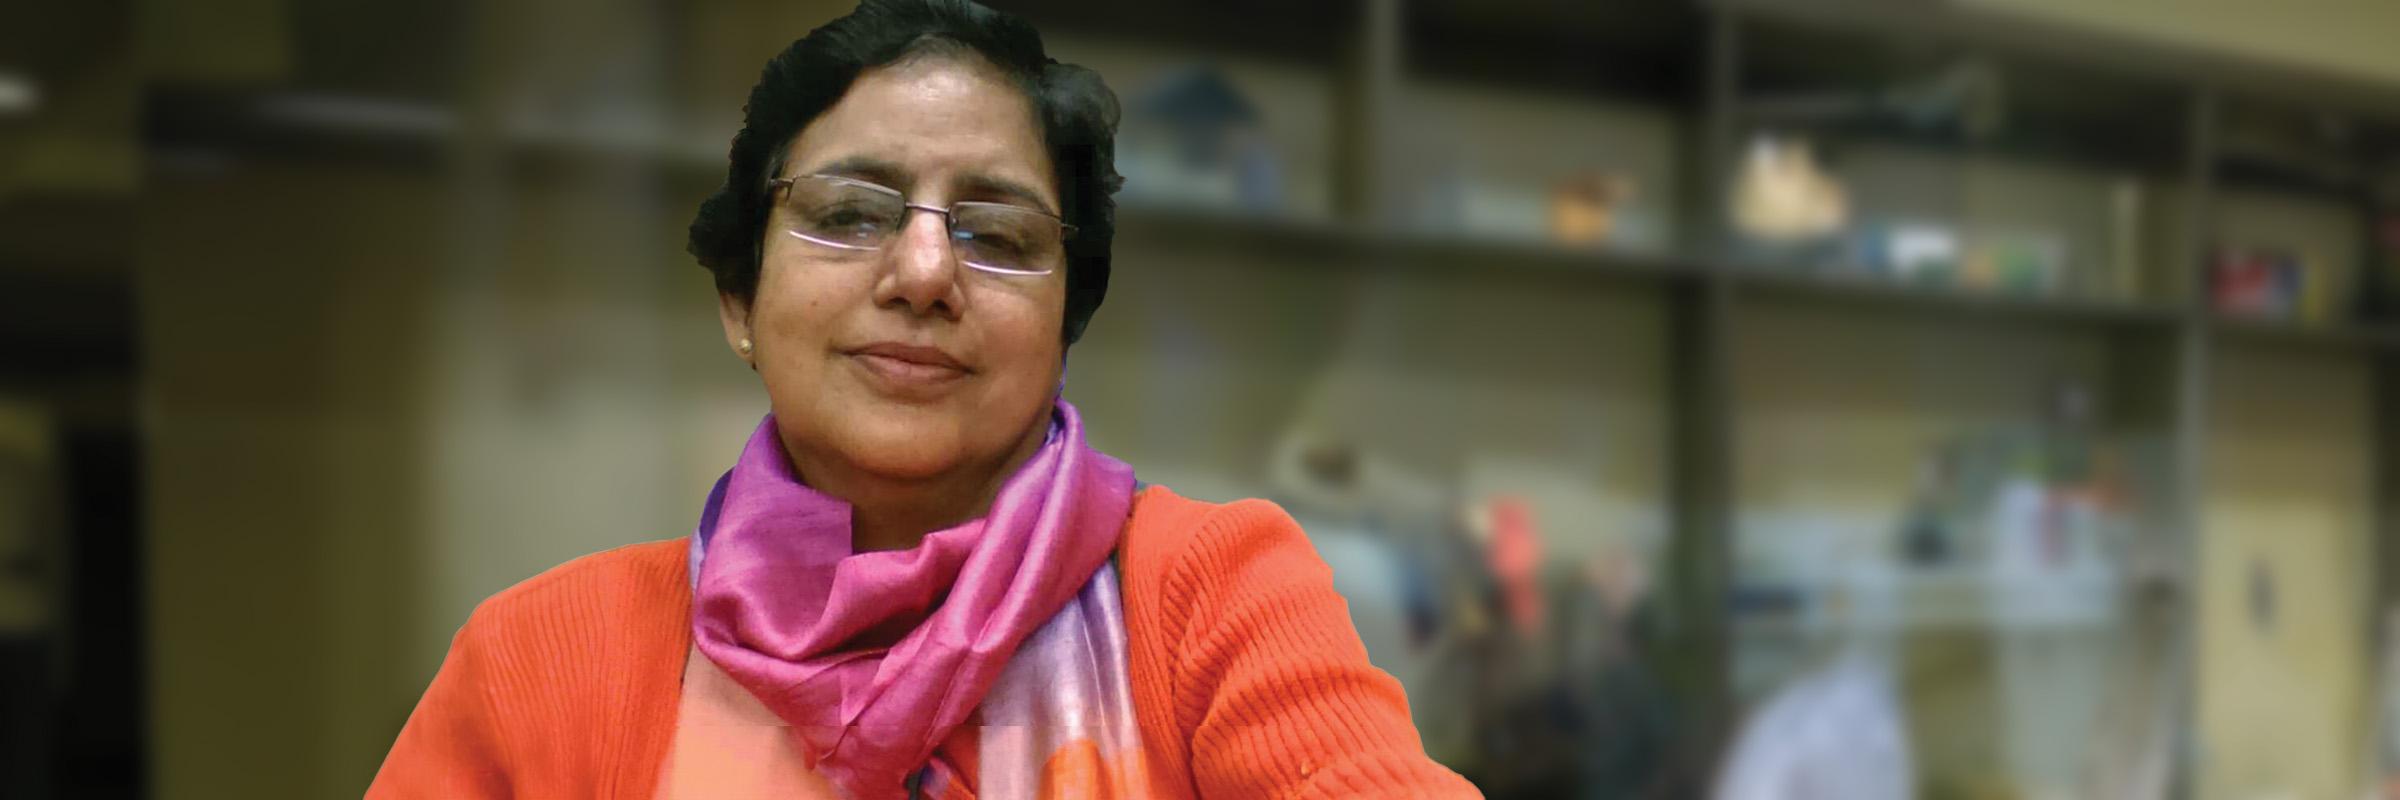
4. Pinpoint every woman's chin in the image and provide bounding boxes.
[826,421,974,481]
[842,446,965,482]
[787,398,1040,485]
